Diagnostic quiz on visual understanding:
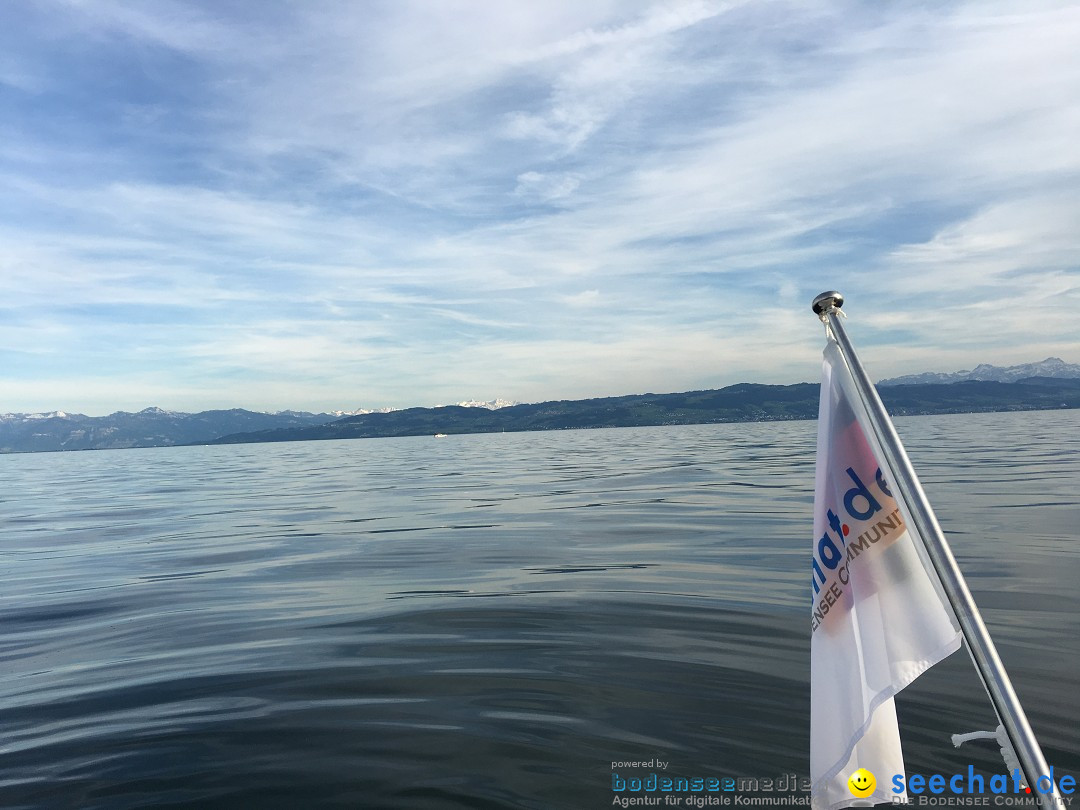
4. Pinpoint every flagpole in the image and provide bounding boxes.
[811,291,1061,808]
